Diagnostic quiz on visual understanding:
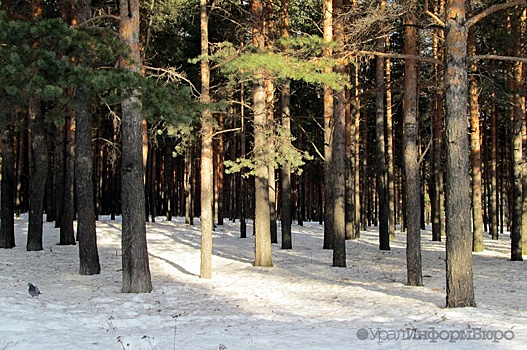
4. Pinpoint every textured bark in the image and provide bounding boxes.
[27,98,48,252]
[331,0,346,267]
[444,0,476,307]
[385,46,396,241]
[468,27,483,253]
[59,114,76,245]
[489,94,499,240]
[120,0,152,293]
[200,0,213,279]
[184,146,193,225]
[375,0,390,250]
[322,0,334,250]
[280,0,292,249]
[76,86,101,275]
[252,0,273,267]
[510,8,524,260]
[0,123,16,248]
[403,13,423,286]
